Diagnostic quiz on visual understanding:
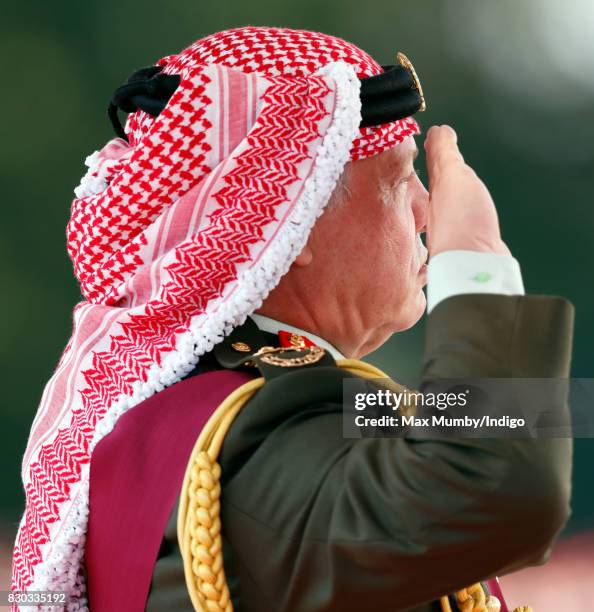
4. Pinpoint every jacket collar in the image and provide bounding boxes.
[250,313,345,360]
